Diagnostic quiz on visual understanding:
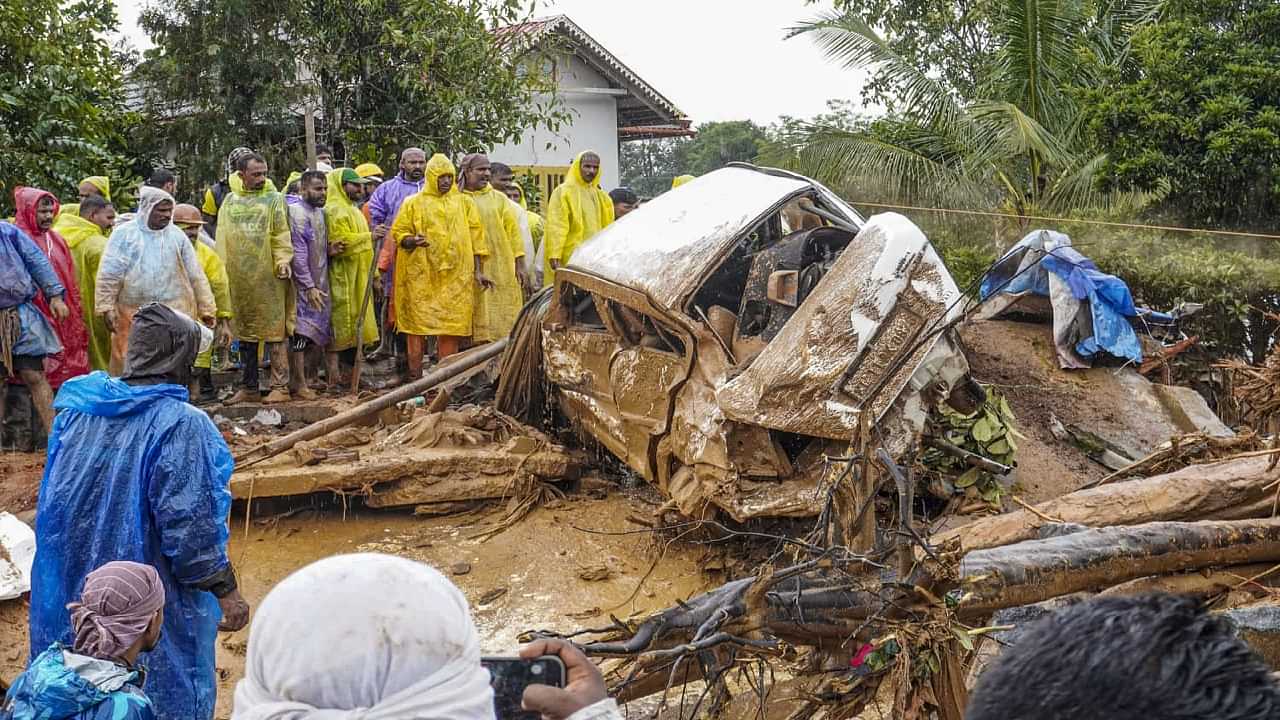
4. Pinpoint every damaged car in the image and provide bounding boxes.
[505,164,974,521]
